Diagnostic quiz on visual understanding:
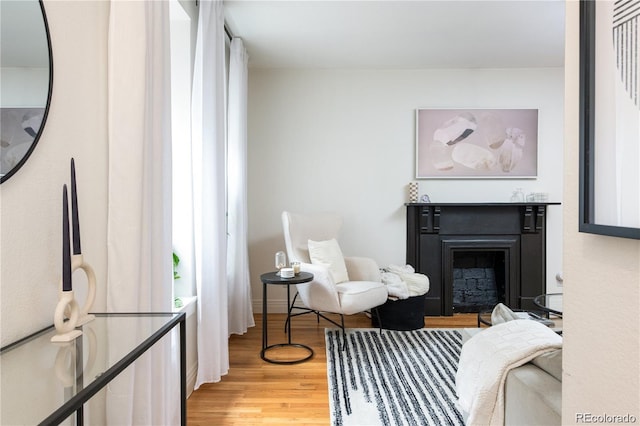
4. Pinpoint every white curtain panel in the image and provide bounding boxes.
[106,0,178,424]
[192,0,230,387]
[227,37,255,335]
